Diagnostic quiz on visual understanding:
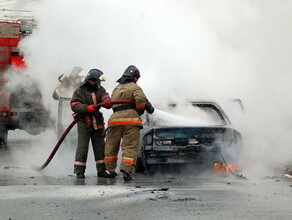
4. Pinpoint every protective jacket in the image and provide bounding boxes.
[70,84,110,129]
[107,82,146,128]
[105,81,148,174]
